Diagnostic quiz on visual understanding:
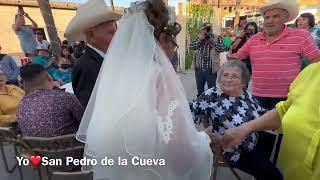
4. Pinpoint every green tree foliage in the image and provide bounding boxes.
[185,4,214,69]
